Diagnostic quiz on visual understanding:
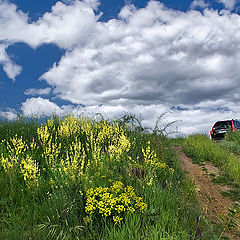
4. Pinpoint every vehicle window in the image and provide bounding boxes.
[213,121,232,129]
[233,120,240,130]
